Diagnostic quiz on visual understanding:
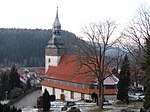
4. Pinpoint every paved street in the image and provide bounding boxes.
[13,89,42,109]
